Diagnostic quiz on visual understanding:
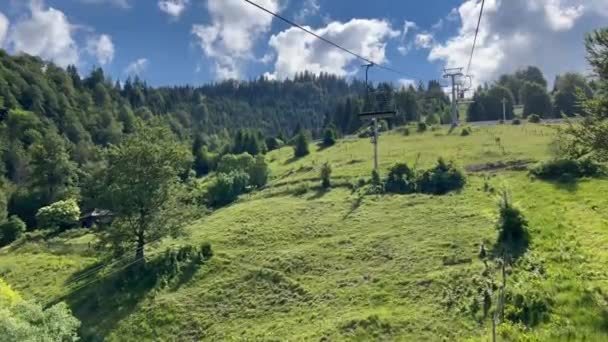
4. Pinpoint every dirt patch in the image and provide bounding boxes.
[466,159,536,173]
